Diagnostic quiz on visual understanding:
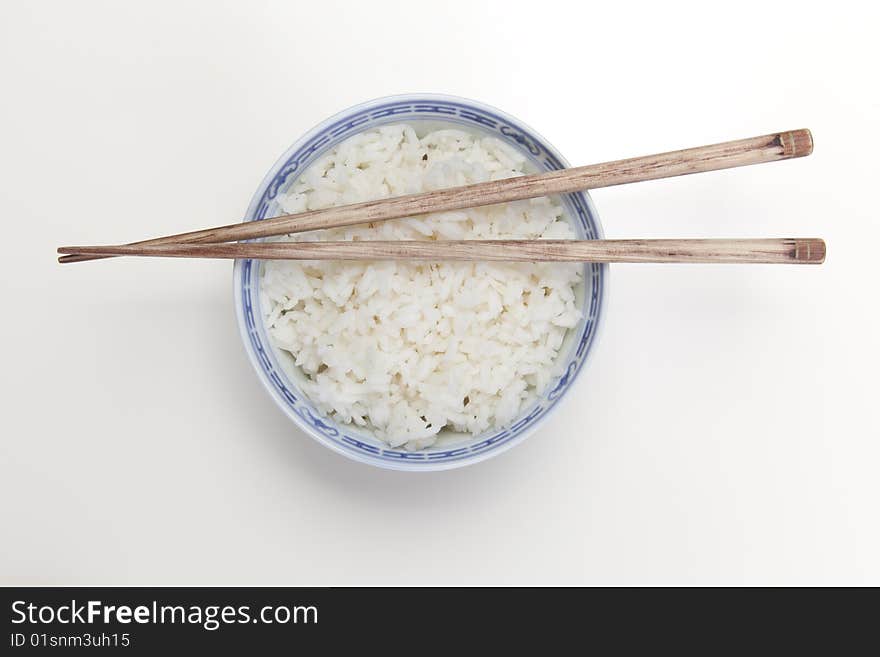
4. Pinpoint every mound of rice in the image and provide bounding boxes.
[260,124,582,449]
